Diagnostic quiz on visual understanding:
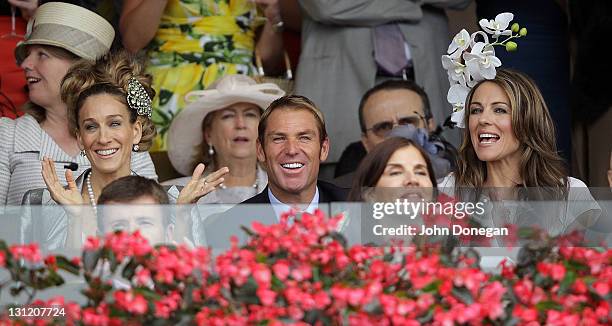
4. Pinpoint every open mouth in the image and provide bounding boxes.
[478,132,500,144]
[26,76,41,84]
[281,162,304,170]
[95,148,118,157]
